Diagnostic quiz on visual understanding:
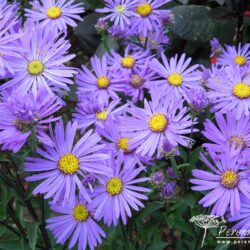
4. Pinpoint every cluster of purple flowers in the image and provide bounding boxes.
[191,38,250,234]
[3,0,250,248]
